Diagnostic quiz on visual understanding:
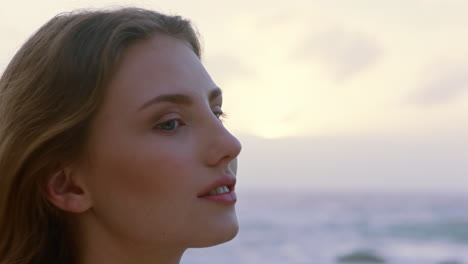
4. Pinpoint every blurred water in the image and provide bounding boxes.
[183,191,468,264]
